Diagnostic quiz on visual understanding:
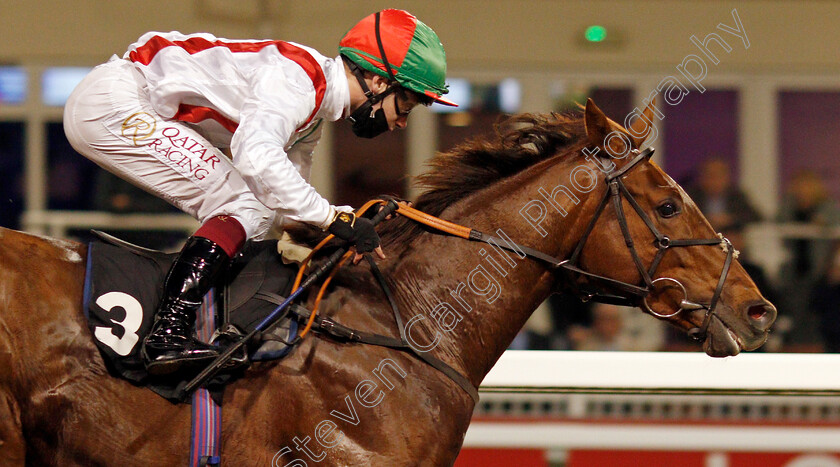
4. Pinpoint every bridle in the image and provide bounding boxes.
[429,147,737,342]
[552,147,736,341]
